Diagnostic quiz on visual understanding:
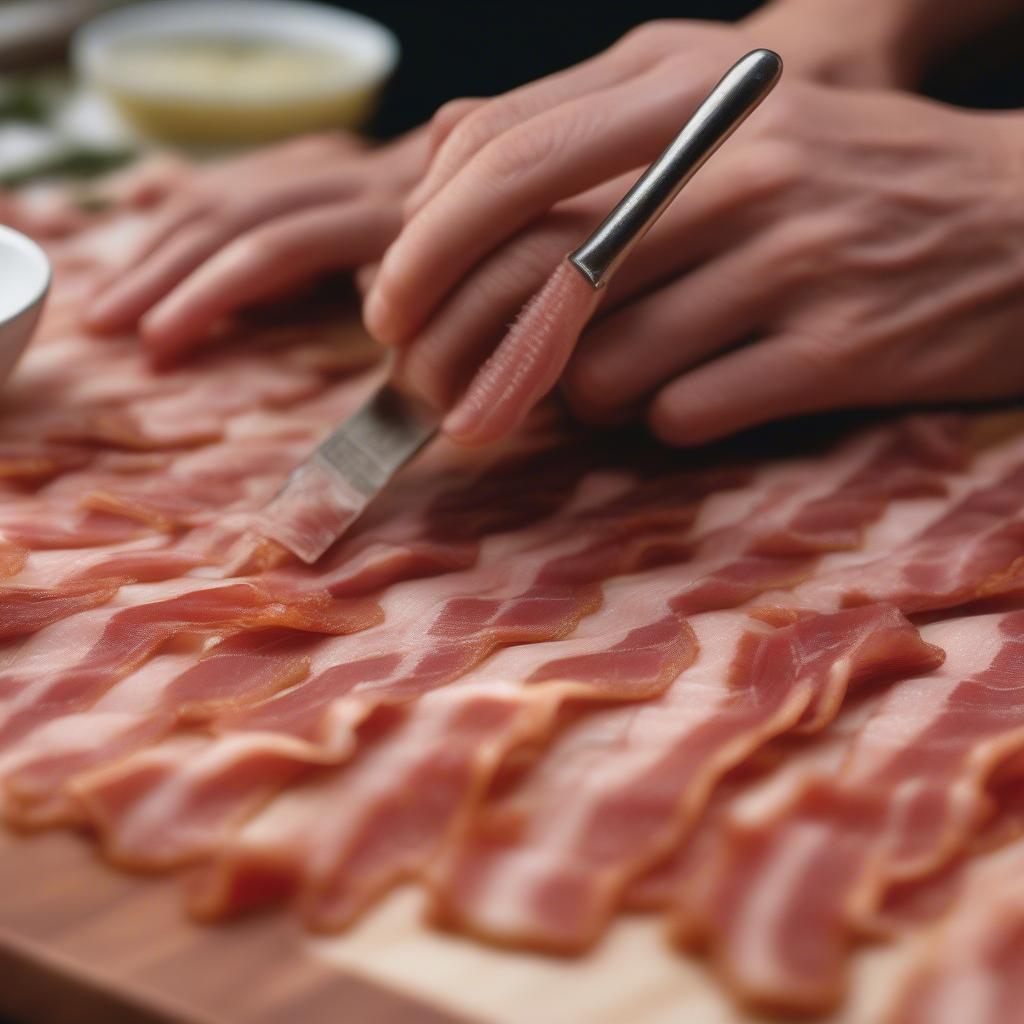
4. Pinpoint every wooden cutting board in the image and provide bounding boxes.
[0,826,923,1024]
